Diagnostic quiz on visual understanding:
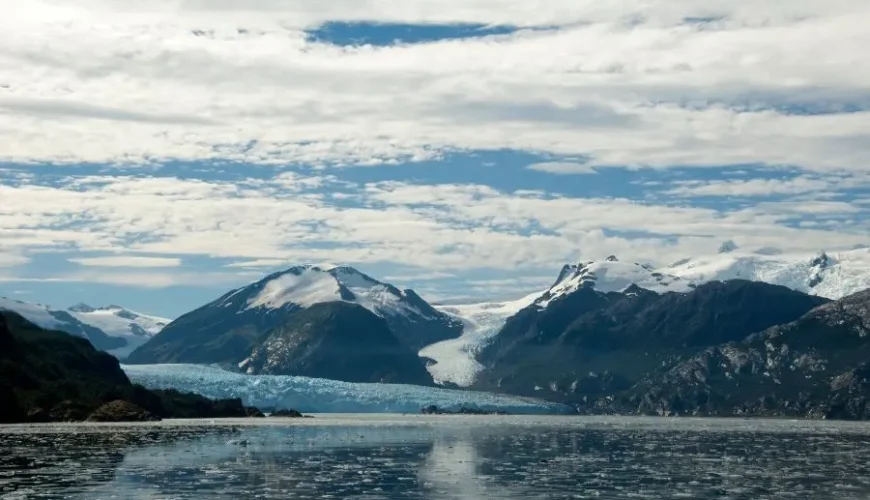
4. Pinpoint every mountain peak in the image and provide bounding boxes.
[68,302,96,313]
[535,259,689,308]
